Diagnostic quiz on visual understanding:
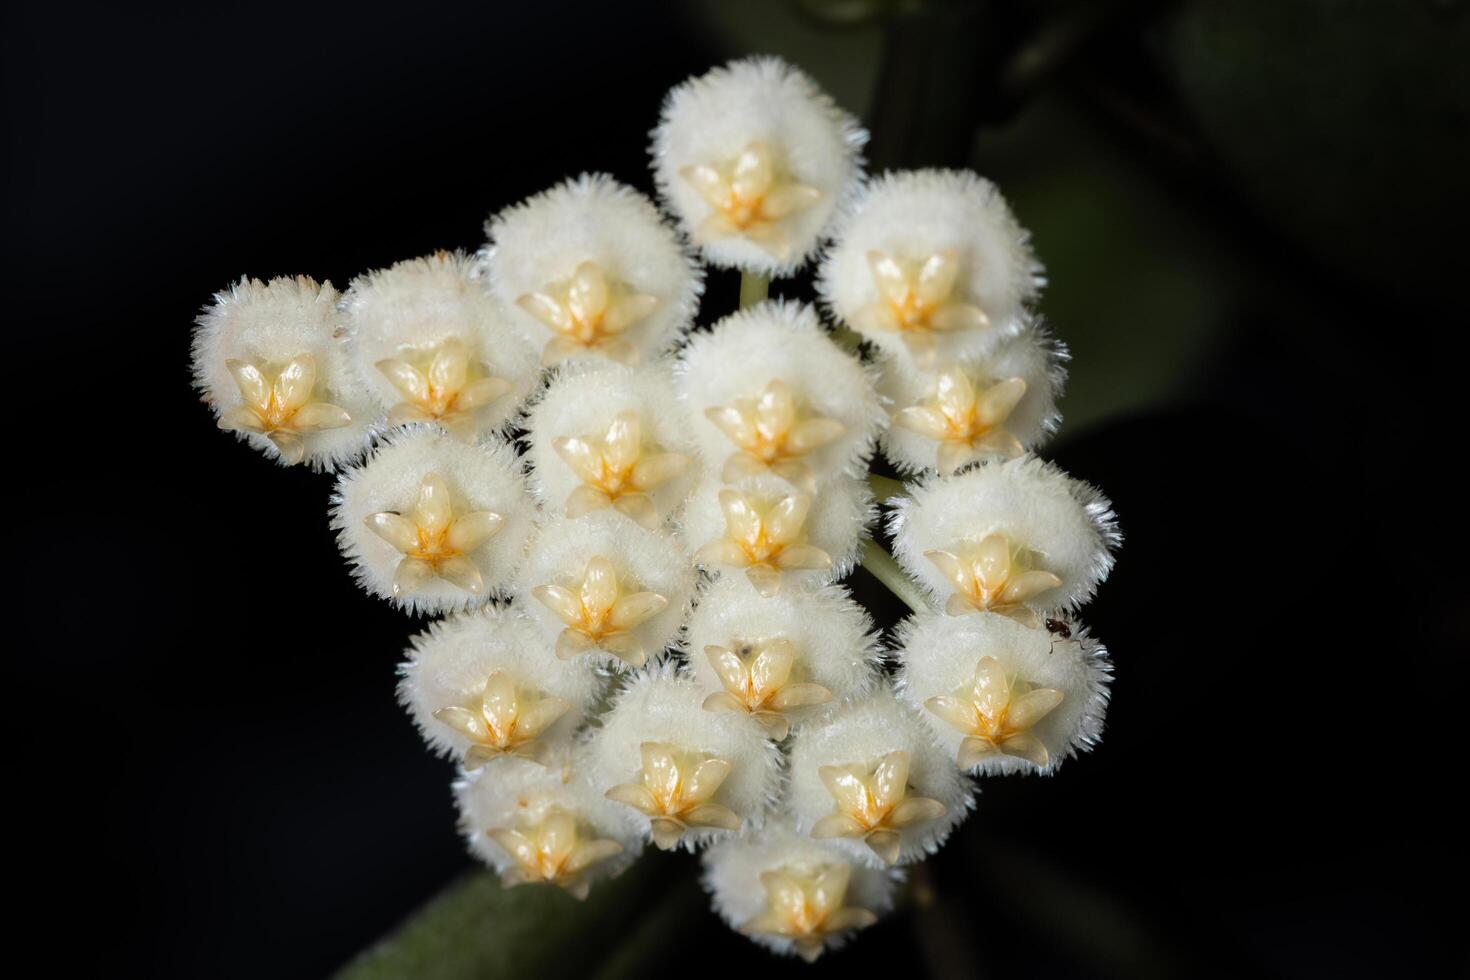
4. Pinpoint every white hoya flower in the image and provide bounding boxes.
[652,56,867,275]
[484,174,702,367]
[584,662,783,852]
[818,169,1043,368]
[894,612,1110,776]
[683,578,882,740]
[332,429,536,614]
[685,471,874,598]
[398,604,603,768]
[192,276,374,469]
[888,457,1119,625]
[456,756,641,900]
[878,320,1067,476]
[787,686,971,867]
[523,360,697,530]
[343,250,538,439]
[703,820,896,962]
[674,300,885,492]
[517,511,695,671]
